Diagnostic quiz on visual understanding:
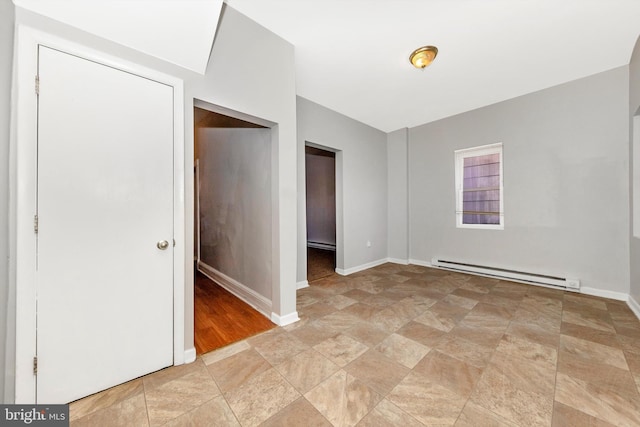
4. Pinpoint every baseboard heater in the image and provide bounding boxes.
[307,241,336,251]
[431,258,580,290]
